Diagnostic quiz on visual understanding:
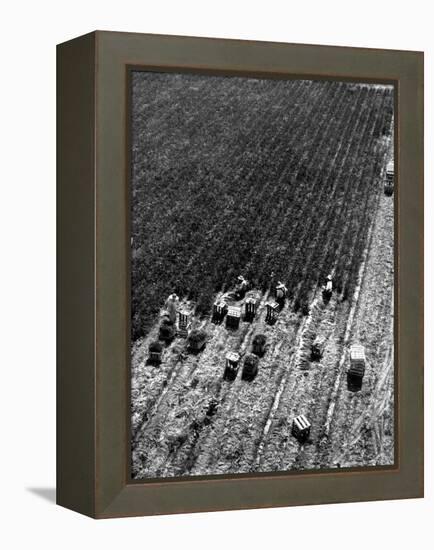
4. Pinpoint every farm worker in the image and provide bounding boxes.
[165,293,179,305]
[165,293,179,324]
[237,275,248,289]
[276,281,287,292]
[276,281,287,298]
[326,275,333,293]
